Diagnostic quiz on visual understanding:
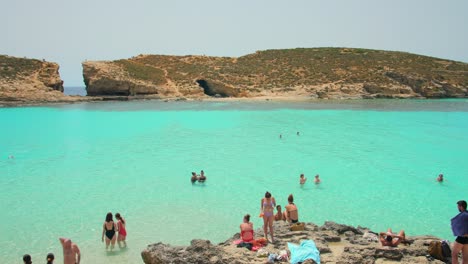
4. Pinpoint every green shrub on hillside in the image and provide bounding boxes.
[0,55,42,79]
[115,60,166,85]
